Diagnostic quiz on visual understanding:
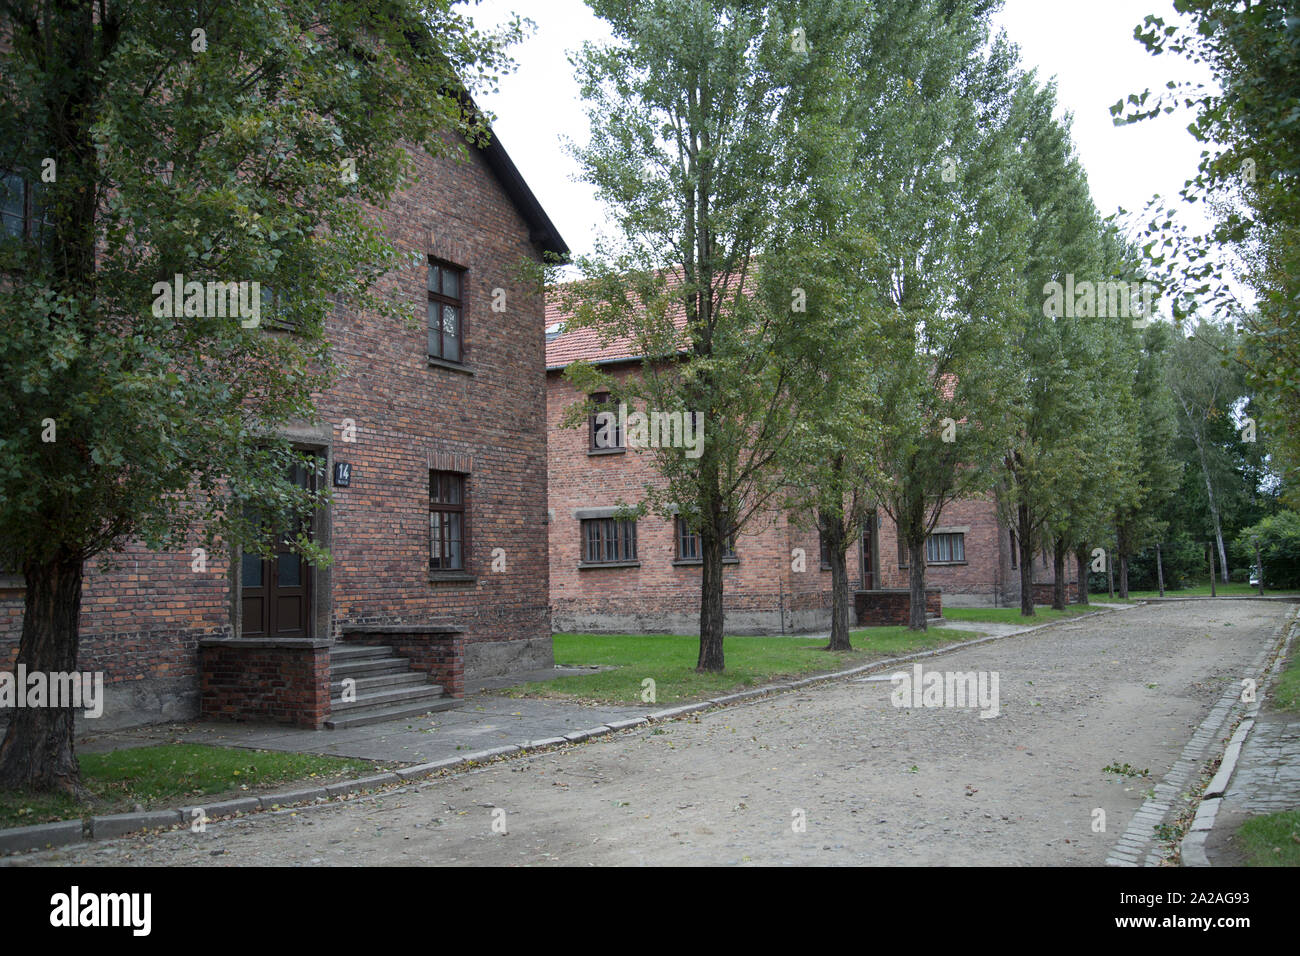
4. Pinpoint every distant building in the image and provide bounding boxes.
[544,292,1075,634]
